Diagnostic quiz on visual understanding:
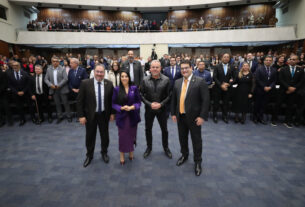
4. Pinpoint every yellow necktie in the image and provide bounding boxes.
[179,79,188,114]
